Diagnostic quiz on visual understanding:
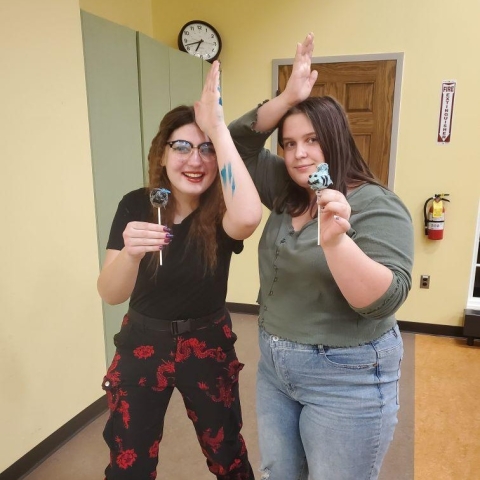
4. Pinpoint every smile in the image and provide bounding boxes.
[183,172,205,181]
